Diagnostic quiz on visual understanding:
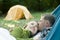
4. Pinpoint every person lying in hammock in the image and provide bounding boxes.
[11,14,55,40]
[33,14,55,40]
